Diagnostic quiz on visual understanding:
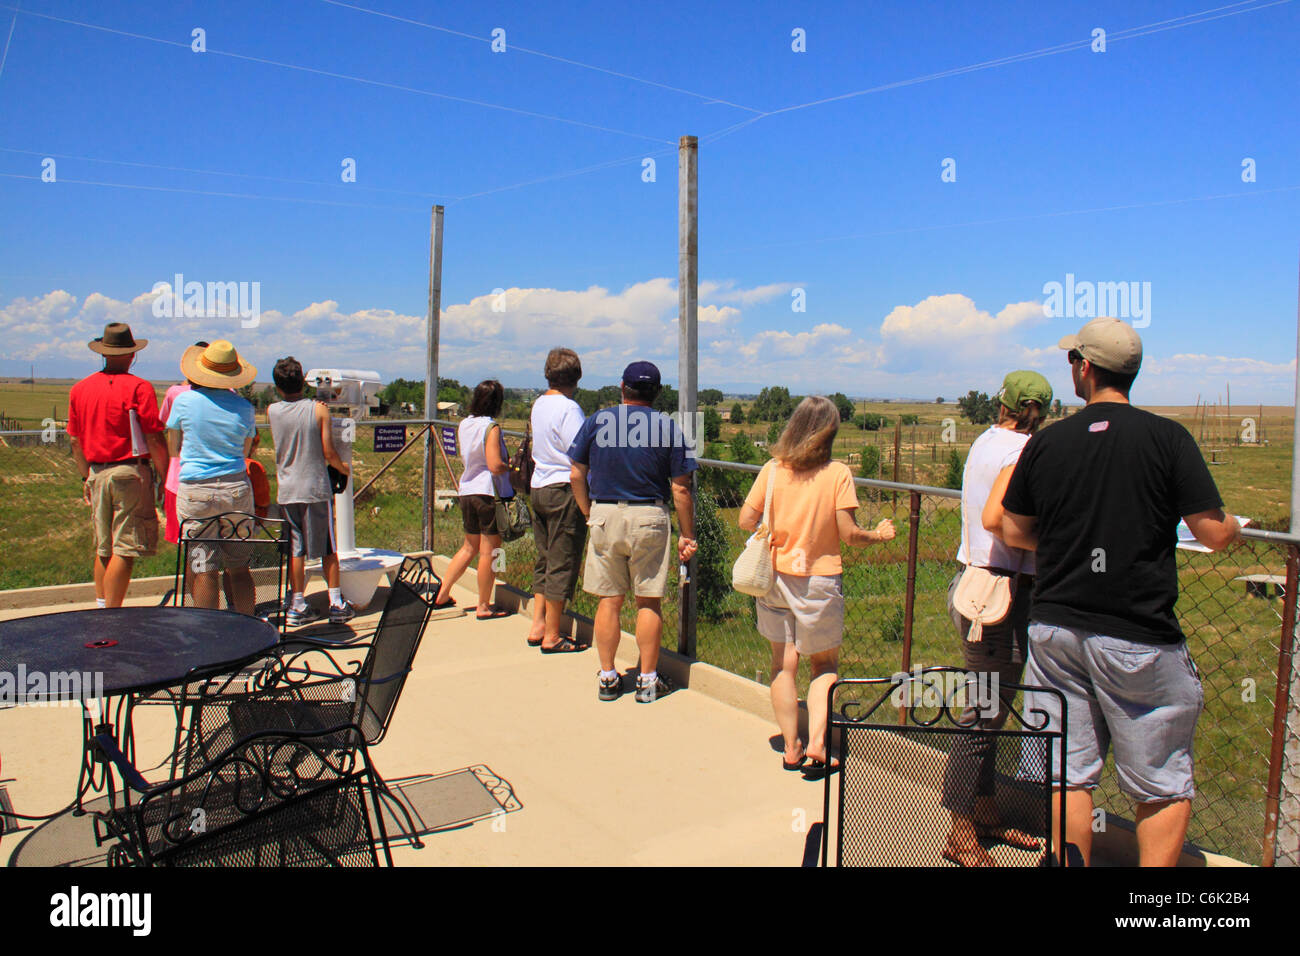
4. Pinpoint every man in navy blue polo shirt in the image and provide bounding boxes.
[568,361,698,703]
